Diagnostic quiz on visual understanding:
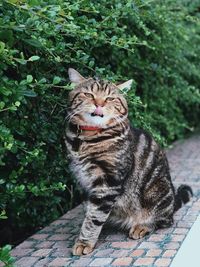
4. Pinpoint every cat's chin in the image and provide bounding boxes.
[82,113,112,128]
